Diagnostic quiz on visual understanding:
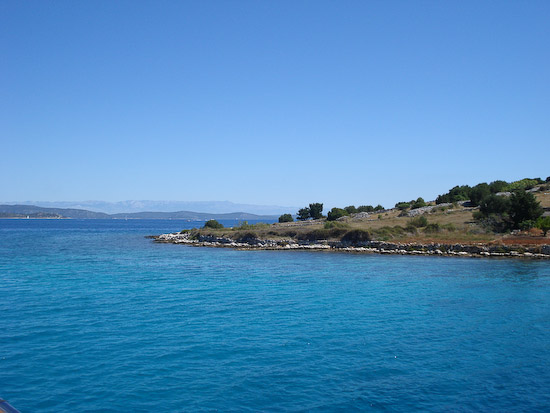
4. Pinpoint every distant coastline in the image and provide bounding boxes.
[0,204,279,221]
